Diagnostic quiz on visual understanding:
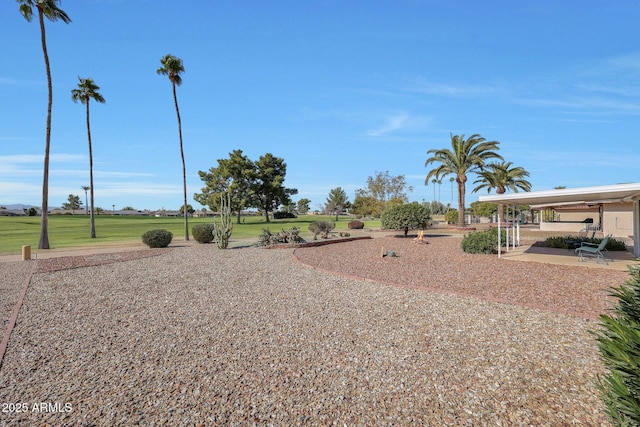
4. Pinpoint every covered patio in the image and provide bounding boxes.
[479,182,640,258]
